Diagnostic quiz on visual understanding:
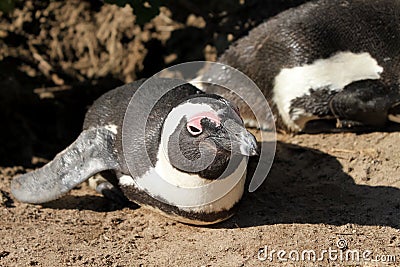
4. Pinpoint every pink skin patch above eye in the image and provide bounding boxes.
[186,111,221,136]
